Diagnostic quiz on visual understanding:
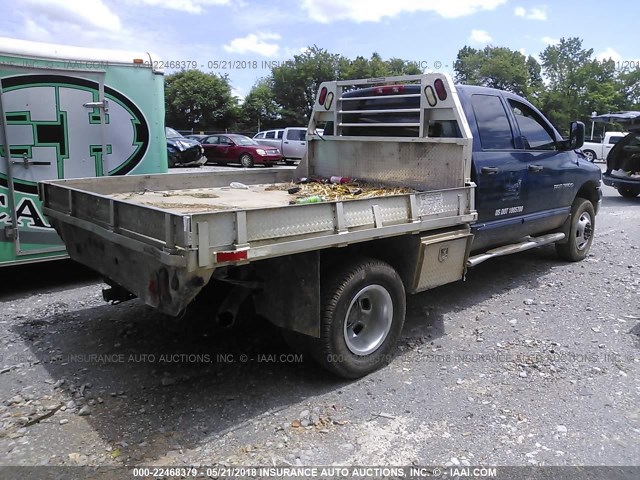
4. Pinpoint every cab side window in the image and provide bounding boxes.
[277,130,284,139]
[509,100,556,150]
[254,132,265,139]
[265,131,276,139]
[471,94,514,150]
